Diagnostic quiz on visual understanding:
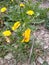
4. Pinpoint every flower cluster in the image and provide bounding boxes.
[1,2,35,43]
[0,0,48,59]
